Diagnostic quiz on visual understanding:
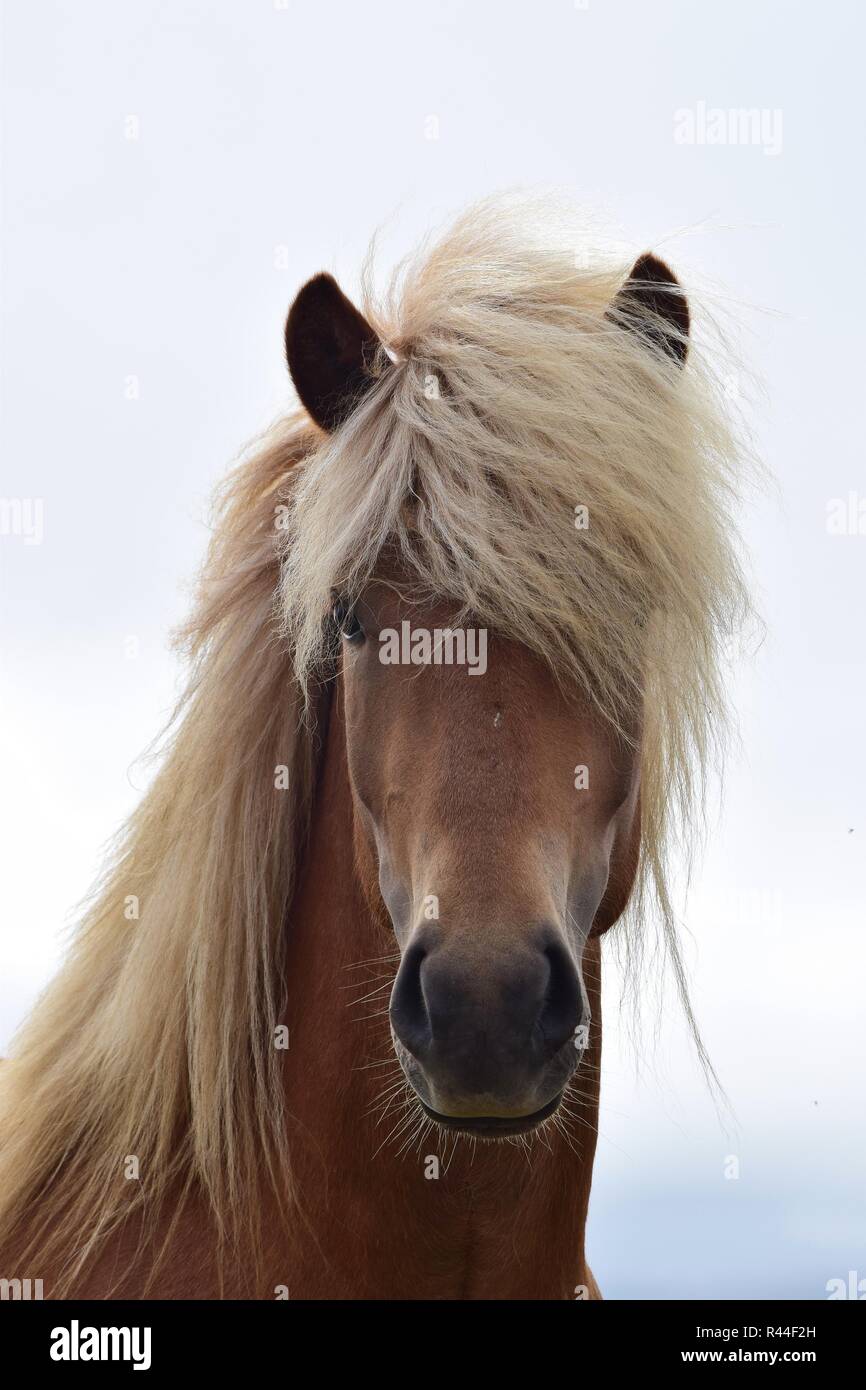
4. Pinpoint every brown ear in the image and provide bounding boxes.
[285,273,384,432]
[606,253,689,366]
